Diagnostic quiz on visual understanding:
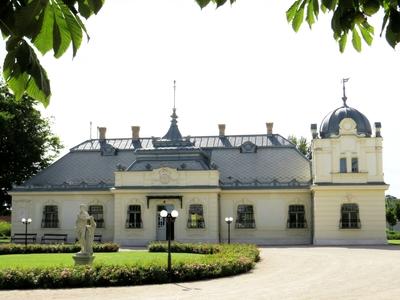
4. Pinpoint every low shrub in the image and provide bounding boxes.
[386,229,400,240]
[0,243,119,255]
[148,241,221,254]
[0,243,259,289]
[0,222,11,237]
